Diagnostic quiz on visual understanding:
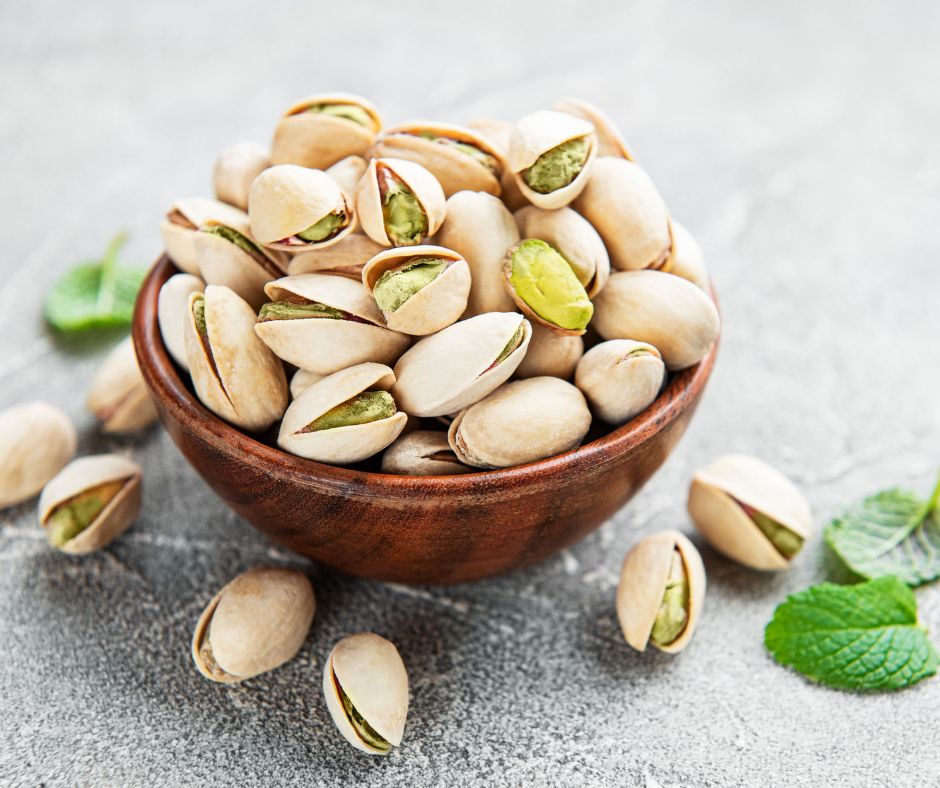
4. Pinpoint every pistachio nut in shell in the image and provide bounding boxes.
[290,368,325,399]
[160,197,250,276]
[39,454,142,554]
[616,530,706,654]
[448,377,591,469]
[288,233,385,281]
[380,430,468,476]
[326,155,368,196]
[392,312,531,417]
[278,363,407,465]
[688,454,812,571]
[192,567,315,683]
[514,205,610,297]
[255,274,410,374]
[503,239,593,336]
[435,190,519,317]
[184,285,289,432]
[362,245,471,336]
[356,157,446,247]
[213,141,270,211]
[573,157,673,272]
[592,271,719,371]
[158,272,205,370]
[574,340,665,425]
[87,336,159,434]
[553,97,634,160]
[669,221,709,289]
[466,117,529,211]
[369,121,504,197]
[514,321,583,380]
[323,633,409,756]
[508,110,597,209]
[0,403,76,509]
[249,165,355,252]
[270,93,381,170]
